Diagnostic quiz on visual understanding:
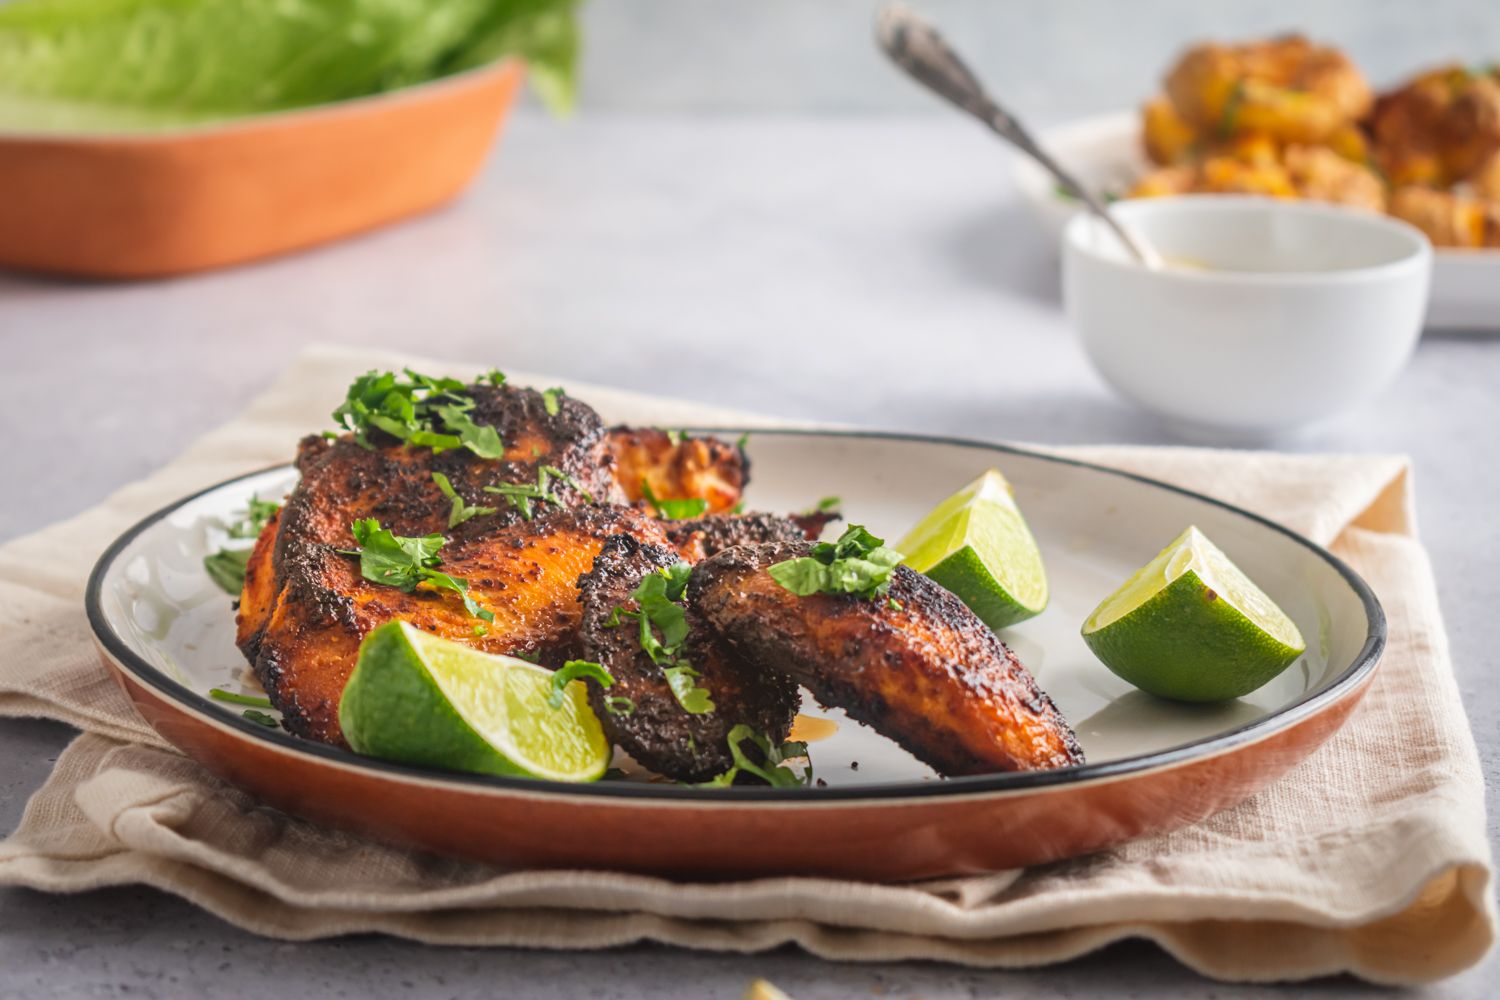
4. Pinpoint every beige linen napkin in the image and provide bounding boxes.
[0,345,1492,985]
